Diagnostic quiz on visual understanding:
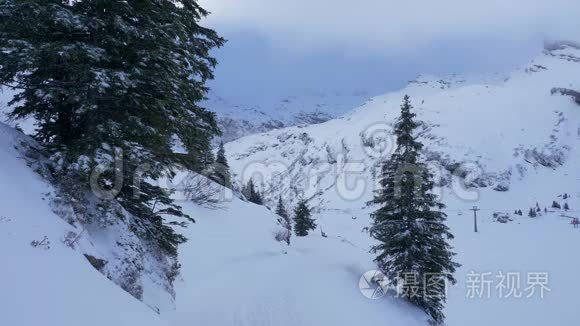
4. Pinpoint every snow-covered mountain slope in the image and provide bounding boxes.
[169,188,428,326]
[170,180,580,326]
[310,191,580,326]
[0,124,165,326]
[0,121,183,314]
[205,90,371,142]
[225,43,580,211]
[3,42,580,326]
[0,122,430,326]
[221,43,580,325]
[166,138,580,326]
